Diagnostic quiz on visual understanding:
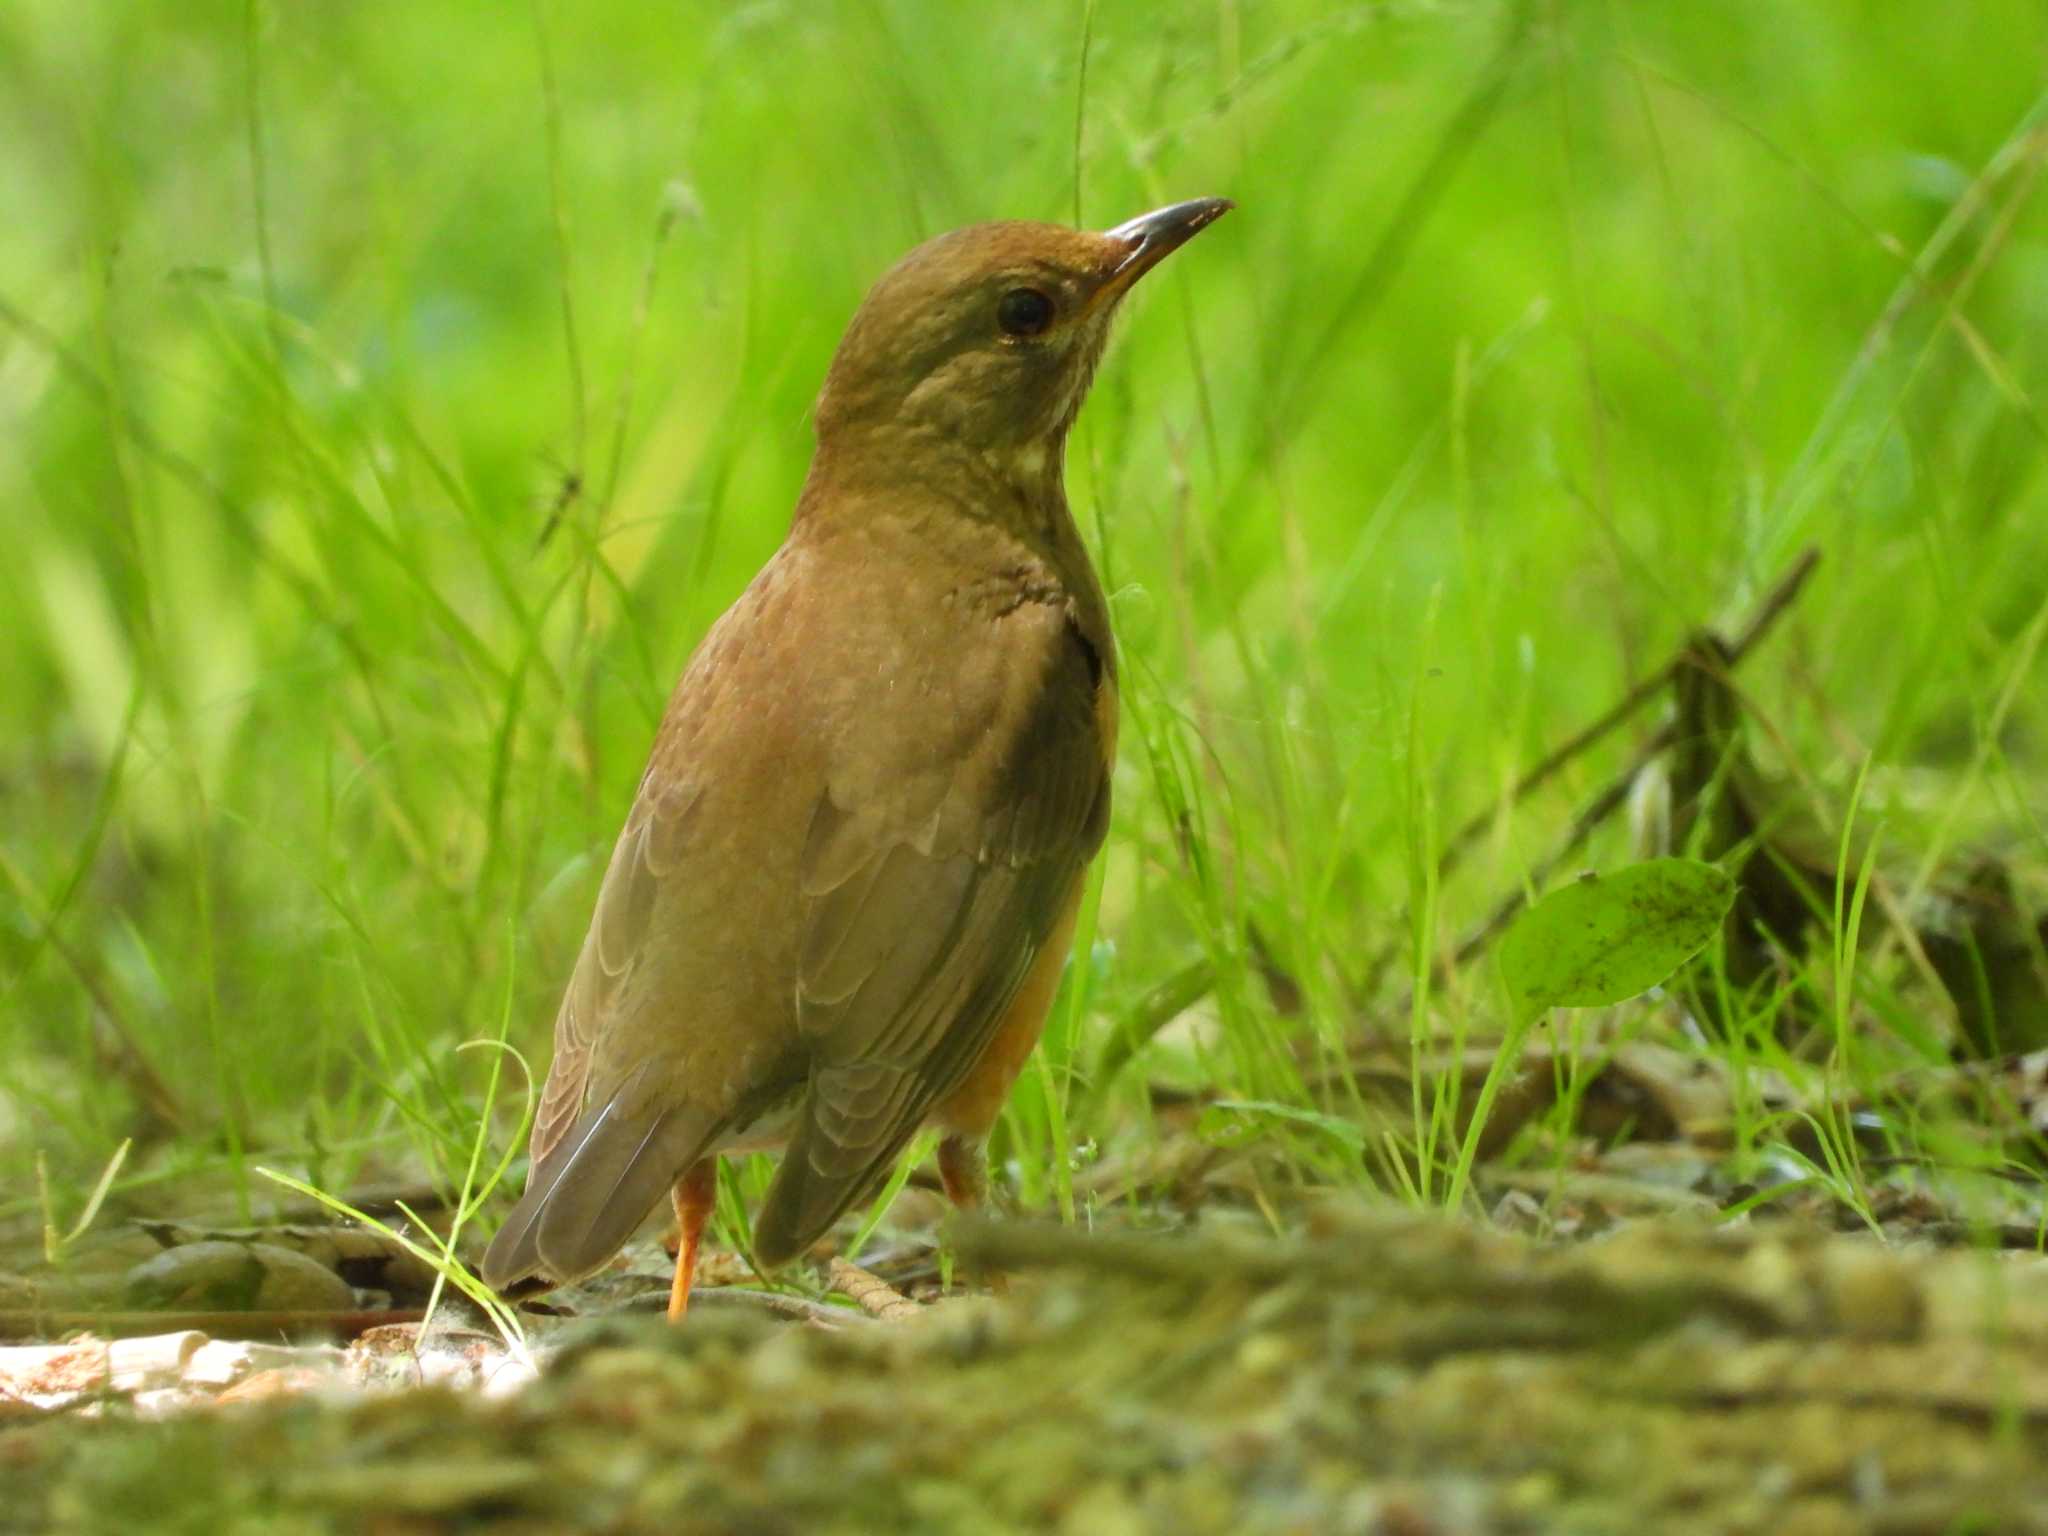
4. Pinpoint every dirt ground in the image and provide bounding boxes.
[6,1206,2047,1535]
